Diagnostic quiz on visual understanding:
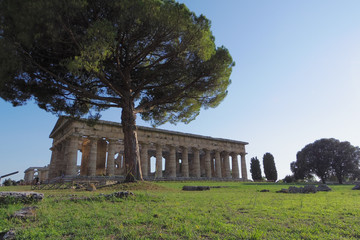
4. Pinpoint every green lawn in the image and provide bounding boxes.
[1,182,359,239]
